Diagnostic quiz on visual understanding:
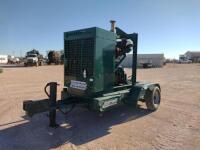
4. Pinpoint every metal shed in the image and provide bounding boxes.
[184,51,200,62]
[121,54,165,68]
